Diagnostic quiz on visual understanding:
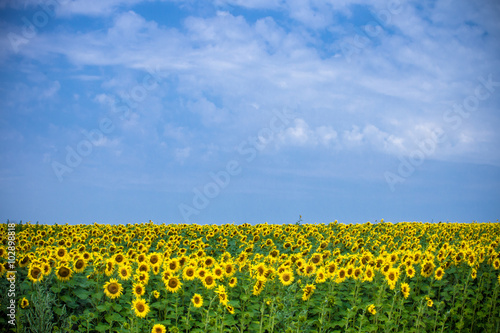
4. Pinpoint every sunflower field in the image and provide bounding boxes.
[1,220,500,333]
